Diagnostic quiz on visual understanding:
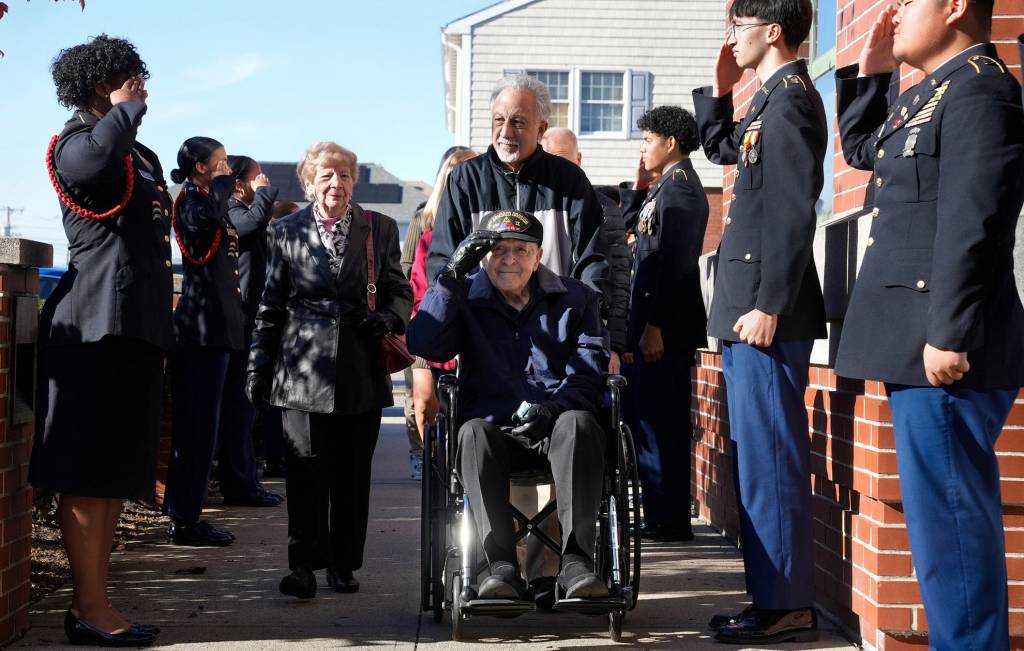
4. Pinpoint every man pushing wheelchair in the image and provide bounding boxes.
[407,209,610,603]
